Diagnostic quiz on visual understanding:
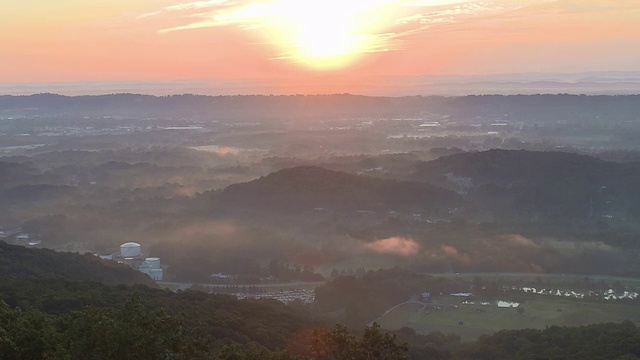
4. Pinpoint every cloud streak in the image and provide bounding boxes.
[137,0,548,65]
